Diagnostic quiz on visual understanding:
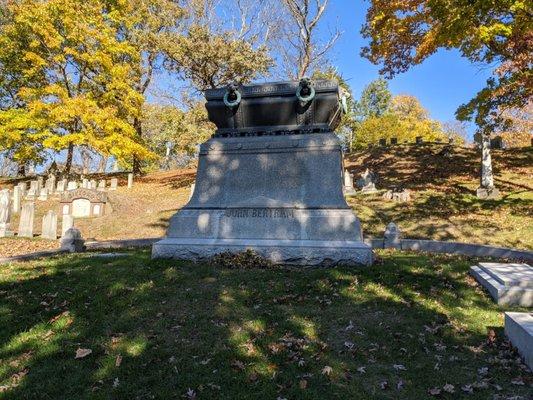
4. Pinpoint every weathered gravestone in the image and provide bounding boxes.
[56,178,67,193]
[0,189,14,237]
[97,179,106,191]
[152,79,373,266]
[17,202,35,238]
[384,222,401,249]
[109,178,118,191]
[17,182,27,197]
[60,227,85,252]
[127,173,133,188]
[67,181,78,191]
[45,175,56,193]
[60,188,107,218]
[41,210,58,240]
[343,170,356,195]
[61,214,74,237]
[89,179,97,190]
[13,186,22,213]
[37,188,48,201]
[356,168,377,193]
